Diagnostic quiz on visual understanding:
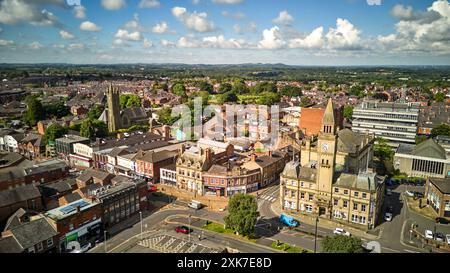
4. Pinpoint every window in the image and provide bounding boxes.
[306,205,313,213]
[308,194,314,201]
[362,193,367,199]
[69,224,74,230]
[353,203,358,210]
[300,192,305,200]
[47,238,53,248]
[361,204,366,212]
[343,200,348,208]
[344,190,348,194]
[354,192,359,197]
[36,242,44,252]
[334,188,339,193]
[300,182,304,187]
[351,214,358,223]
[333,199,338,206]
